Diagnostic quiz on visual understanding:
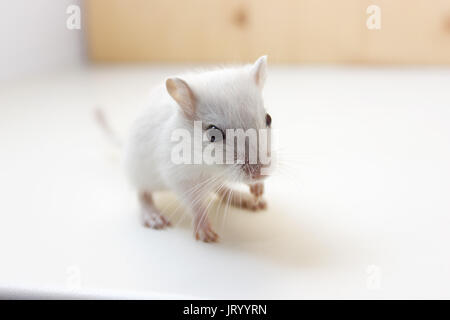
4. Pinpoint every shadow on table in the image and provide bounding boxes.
[154,192,358,270]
